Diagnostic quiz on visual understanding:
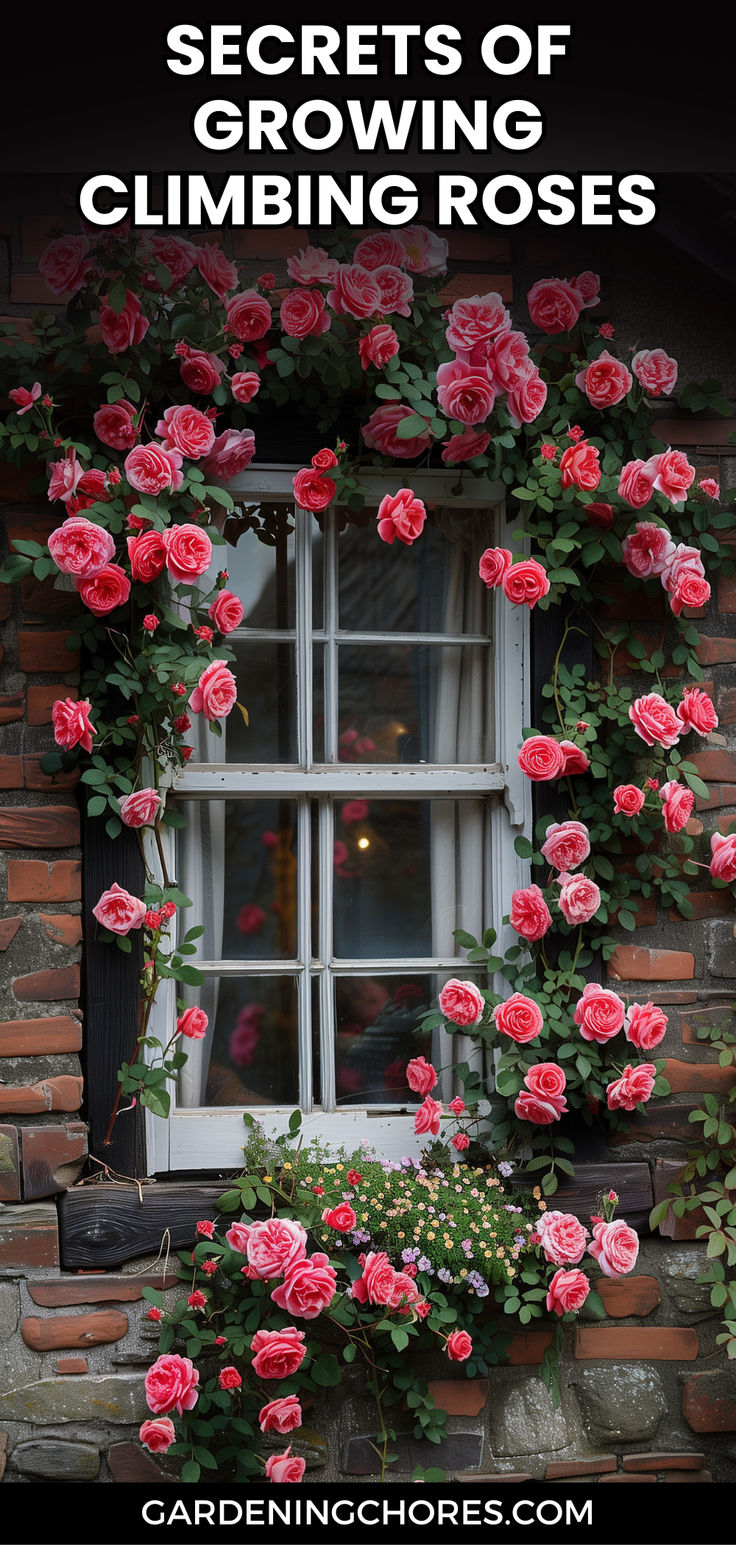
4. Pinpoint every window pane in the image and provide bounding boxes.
[335,974,433,1106]
[200,976,300,1107]
[334,643,491,763]
[331,798,490,958]
[179,798,299,961]
[222,504,323,630]
[338,510,493,636]
[227,640,297,762]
